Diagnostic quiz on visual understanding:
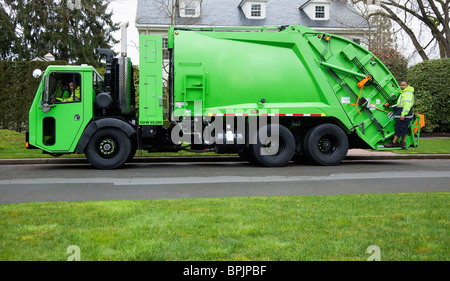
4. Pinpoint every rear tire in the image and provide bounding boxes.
[85,128,131,169]
[250,124,295,167]
[304,124,348,166]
